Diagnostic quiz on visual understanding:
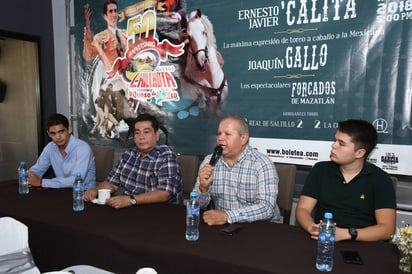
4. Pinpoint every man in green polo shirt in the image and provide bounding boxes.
[296,119,396,242]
